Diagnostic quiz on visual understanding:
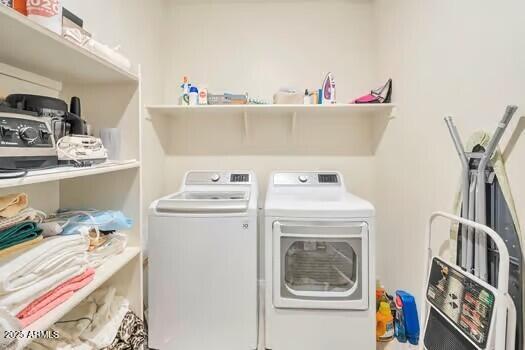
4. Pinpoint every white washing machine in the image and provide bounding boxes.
[264,171,375,350]
[148,170,258,350]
